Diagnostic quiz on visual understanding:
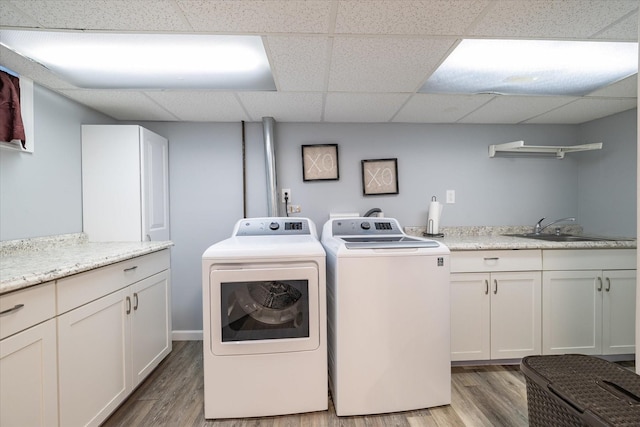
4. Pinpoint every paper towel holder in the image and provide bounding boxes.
[424,196,444,238]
